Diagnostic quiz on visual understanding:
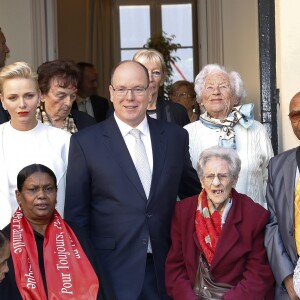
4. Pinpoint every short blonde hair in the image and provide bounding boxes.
[0,62,38,93]
[133,49,167,78]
